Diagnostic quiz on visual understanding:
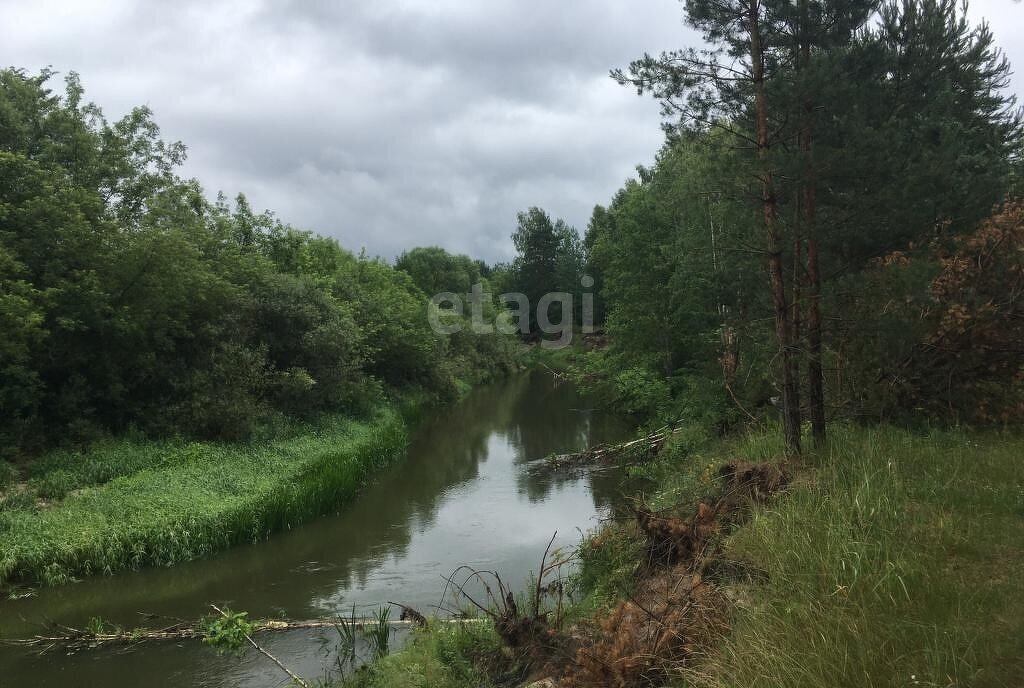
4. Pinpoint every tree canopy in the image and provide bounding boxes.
[583,0,1023,435]
[0,69,516,457]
